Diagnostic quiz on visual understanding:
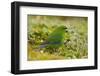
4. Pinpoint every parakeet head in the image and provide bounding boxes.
[57,25,68,32]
